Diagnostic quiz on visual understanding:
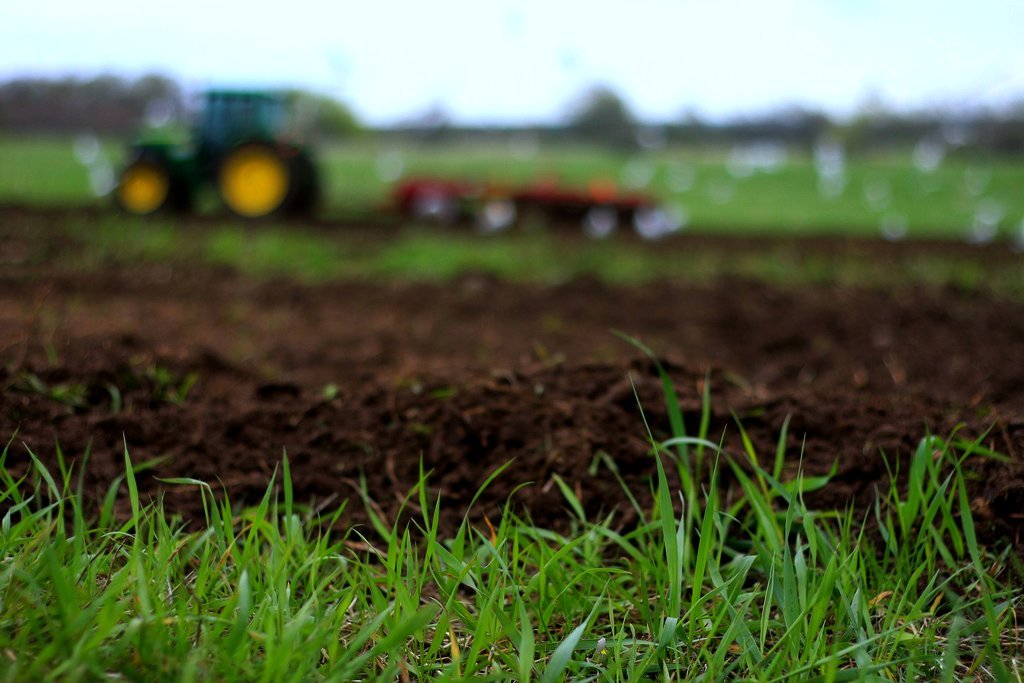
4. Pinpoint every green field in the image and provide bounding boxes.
[42,215,1021,300]
[2,134,1024,239]
[3,134,1024,680]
